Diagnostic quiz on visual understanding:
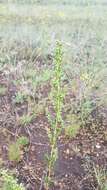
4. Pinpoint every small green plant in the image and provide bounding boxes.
[15,91,27,104]
[8,136,29,162]
[19,114,34,126]
[65,114,81,138]
[8,143,21,162]
[94,166,107,190]
[80,98,94,122]
[0,85,6,95]
[65,124,80,138]
[17,136,29,147]
[45,41,64,189]
[0,169,25,190]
